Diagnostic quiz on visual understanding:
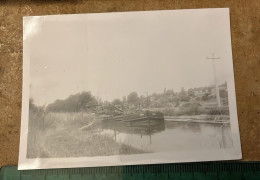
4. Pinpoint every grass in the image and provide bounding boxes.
[27,111,147,158]
[40,130,146,158]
